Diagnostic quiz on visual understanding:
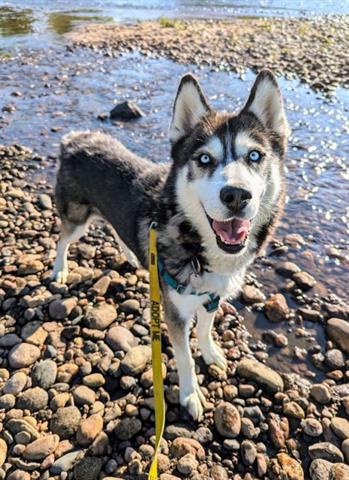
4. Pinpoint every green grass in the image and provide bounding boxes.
[158,16,184,29]
[0,50,11,59]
